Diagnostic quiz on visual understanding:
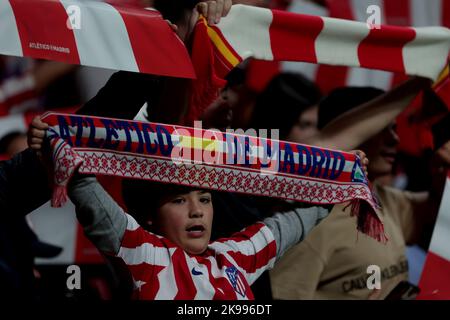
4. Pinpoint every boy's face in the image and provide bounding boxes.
[155,190,213,255]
